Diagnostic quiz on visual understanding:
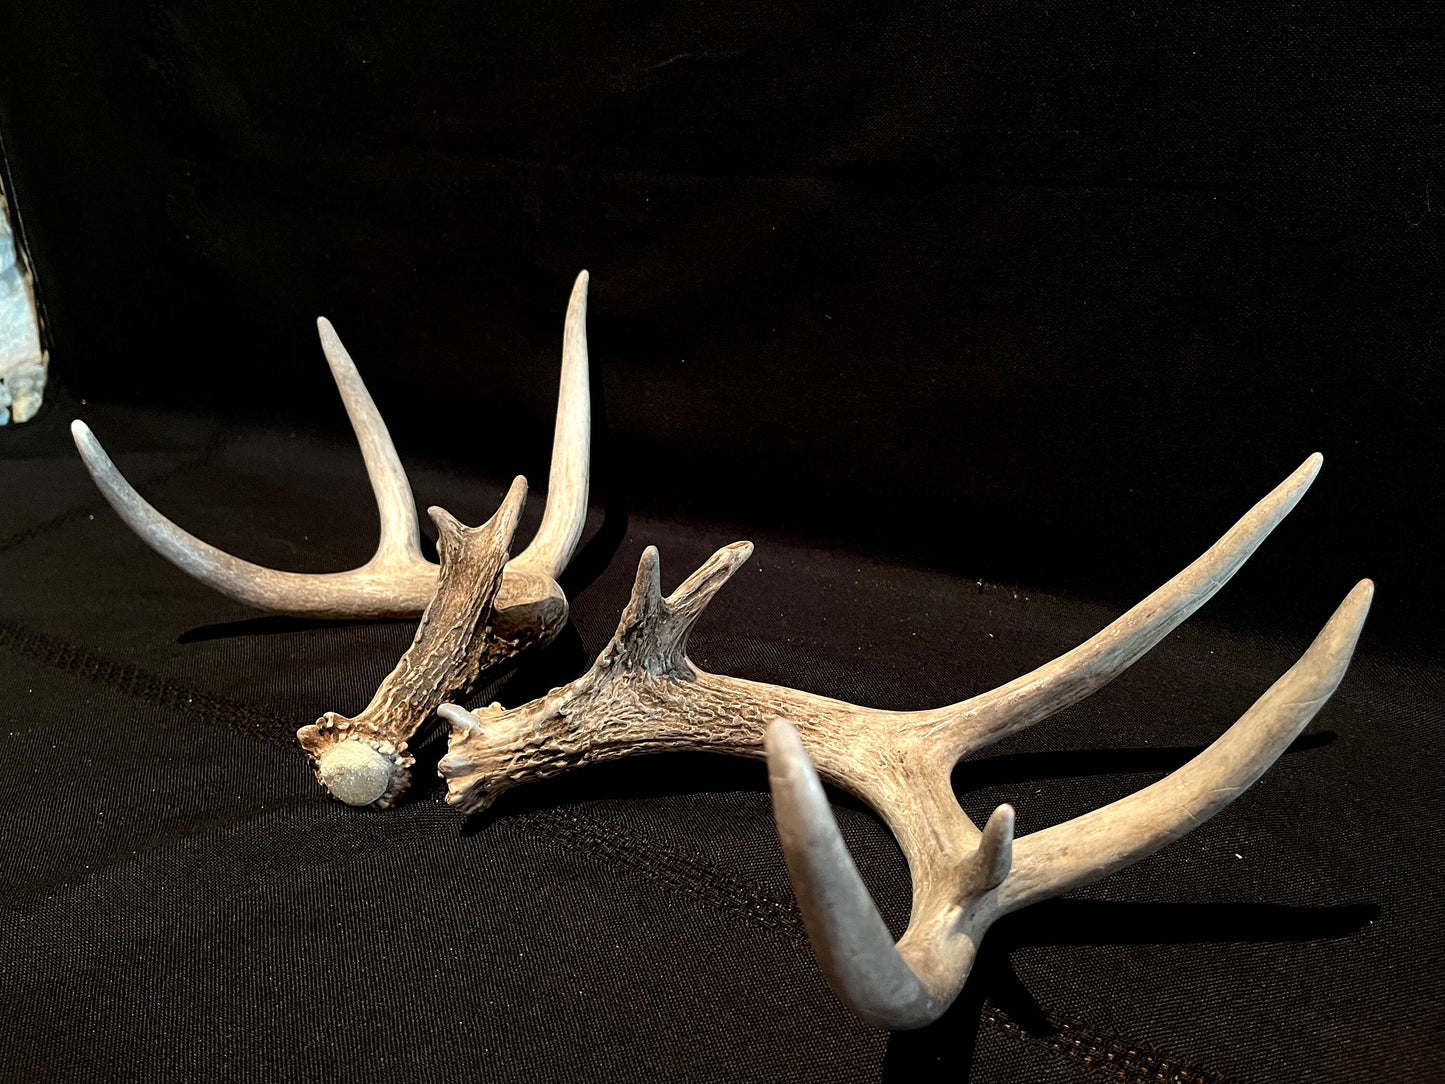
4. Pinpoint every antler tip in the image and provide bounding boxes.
[568,270,590,313]
[1274,452,1324,502]
[69,420,118,485]
[426,505,463,533]
[1334,578,1374,634]
[315,316,345,353]
[504,473,529,504]
[629,546,664,608]
[984,802,1015,834]
[437,703,482,738]
[976,803,1016,891]
[70,418,97,453]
